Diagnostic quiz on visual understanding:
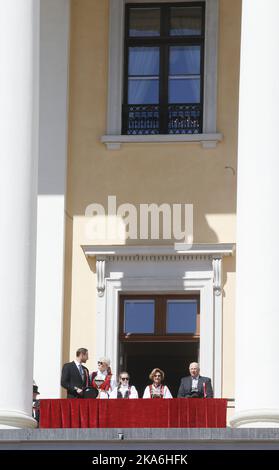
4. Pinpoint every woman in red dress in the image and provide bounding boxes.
[142,368,172,399]
[90,357,117,398]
